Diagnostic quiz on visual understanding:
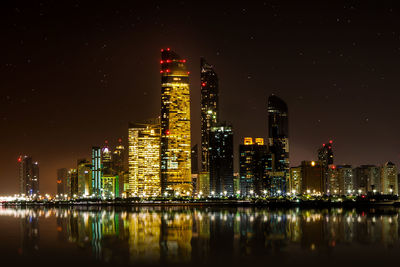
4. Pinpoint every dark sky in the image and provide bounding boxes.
[1,0,400,195]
